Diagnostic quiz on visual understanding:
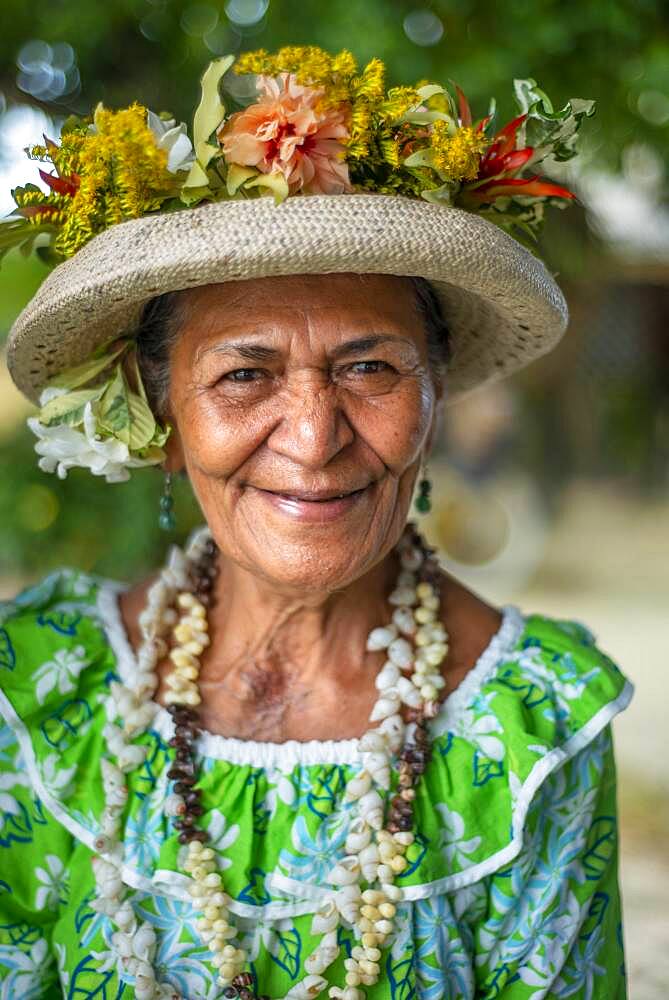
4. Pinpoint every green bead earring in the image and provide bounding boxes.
[414,467,432,514]
[158,472,177,531]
